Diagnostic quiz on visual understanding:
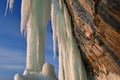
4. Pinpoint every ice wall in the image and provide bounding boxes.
[51,0,87,80]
